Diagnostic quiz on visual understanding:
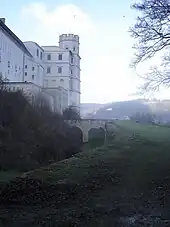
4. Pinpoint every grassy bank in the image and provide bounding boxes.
[0,121,170,226]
